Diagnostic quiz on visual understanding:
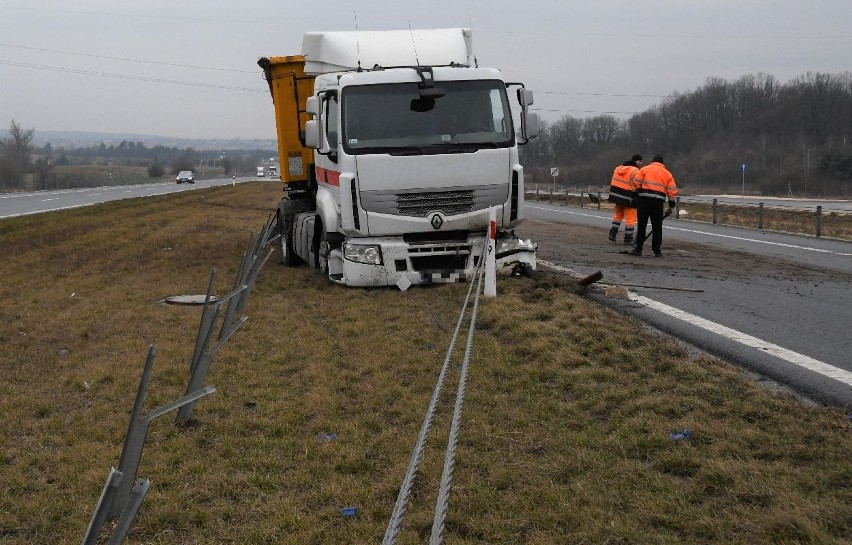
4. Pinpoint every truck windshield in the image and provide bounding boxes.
[342,79,513,154]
